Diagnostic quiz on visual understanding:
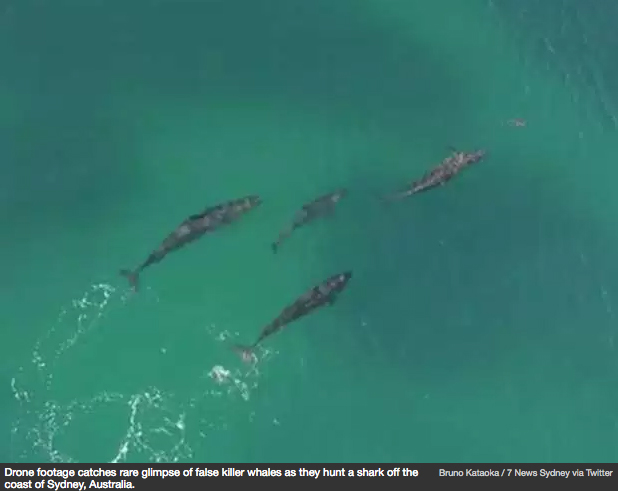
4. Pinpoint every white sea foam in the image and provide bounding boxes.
[10,282,275,463]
